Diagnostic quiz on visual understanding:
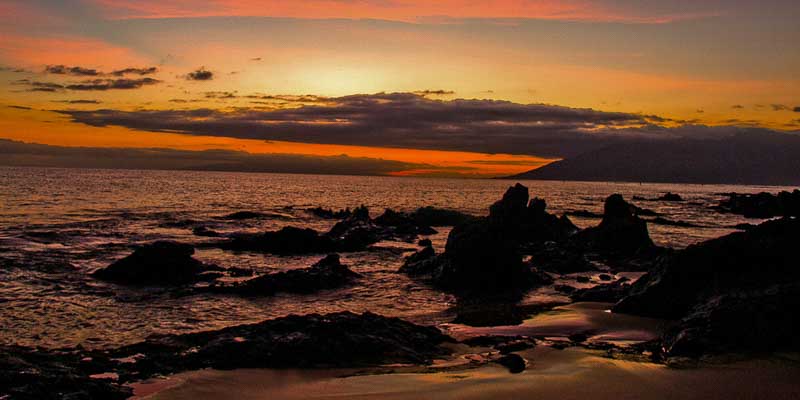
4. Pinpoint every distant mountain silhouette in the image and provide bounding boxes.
[509,131,800,185]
